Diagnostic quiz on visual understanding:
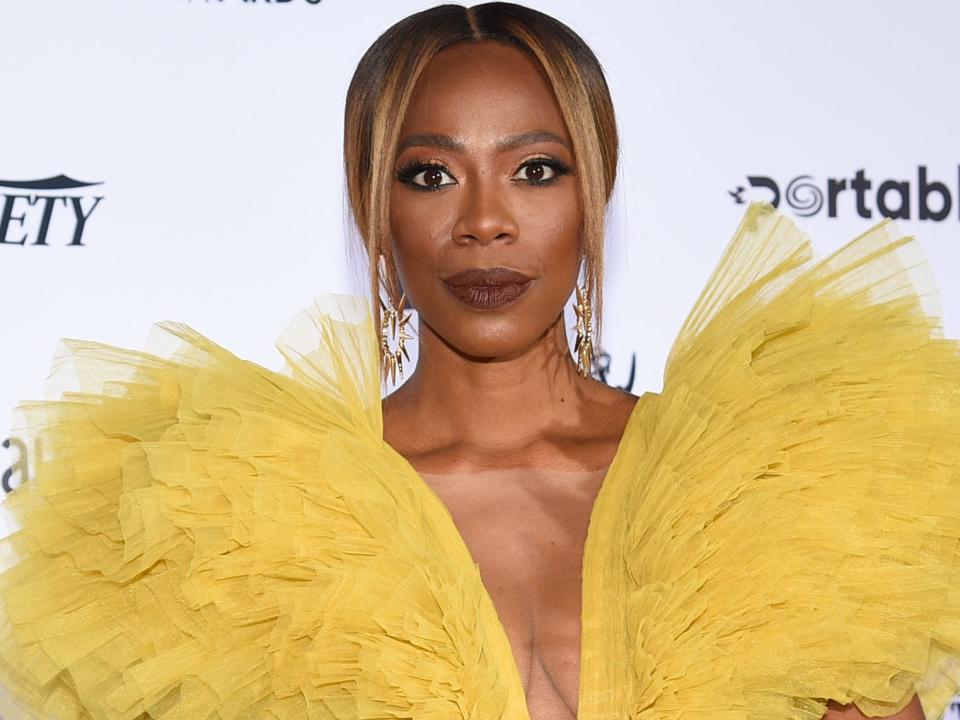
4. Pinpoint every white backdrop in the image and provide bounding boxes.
[4,0,960,433]
[1,1,959,715]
